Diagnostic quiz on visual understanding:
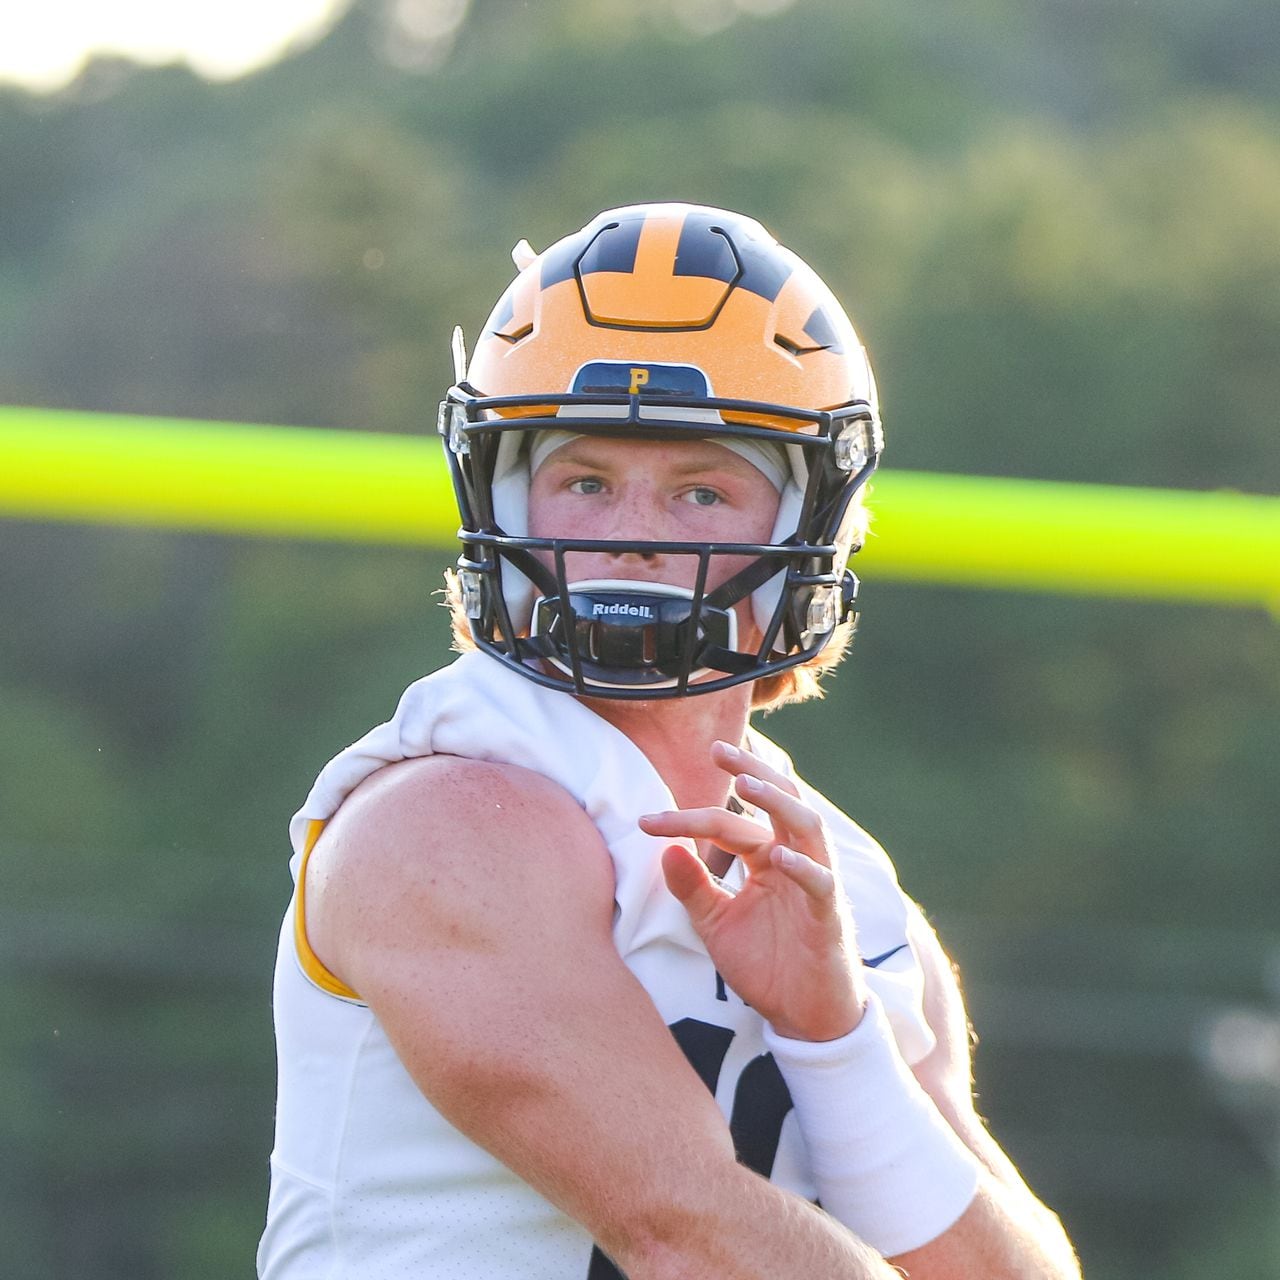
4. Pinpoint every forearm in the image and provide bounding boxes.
[606,1163,900,1280]
[891,1175,1081,1280]
[764,995,1078,1277]
[886,908,1080,1276]
[922,1114,1082,1278]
